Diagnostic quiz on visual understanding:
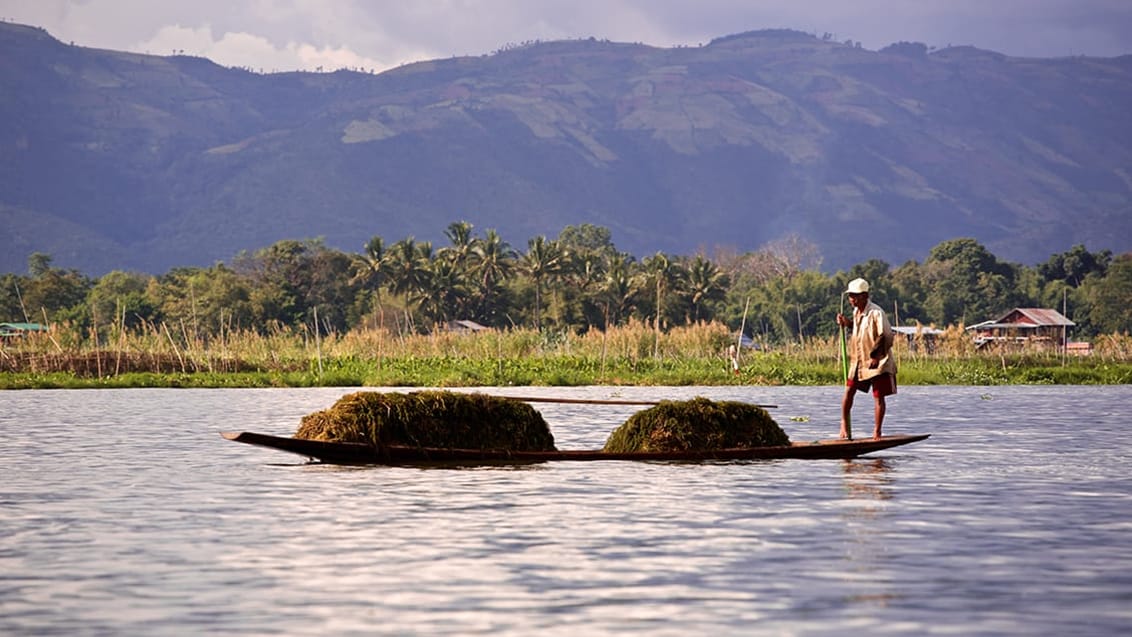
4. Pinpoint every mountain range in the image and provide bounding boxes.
[2,21,1130,276]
